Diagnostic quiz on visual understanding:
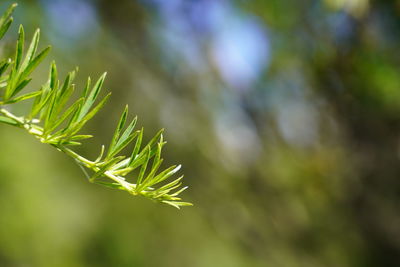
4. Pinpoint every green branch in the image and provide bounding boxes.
[0,3,192,209]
